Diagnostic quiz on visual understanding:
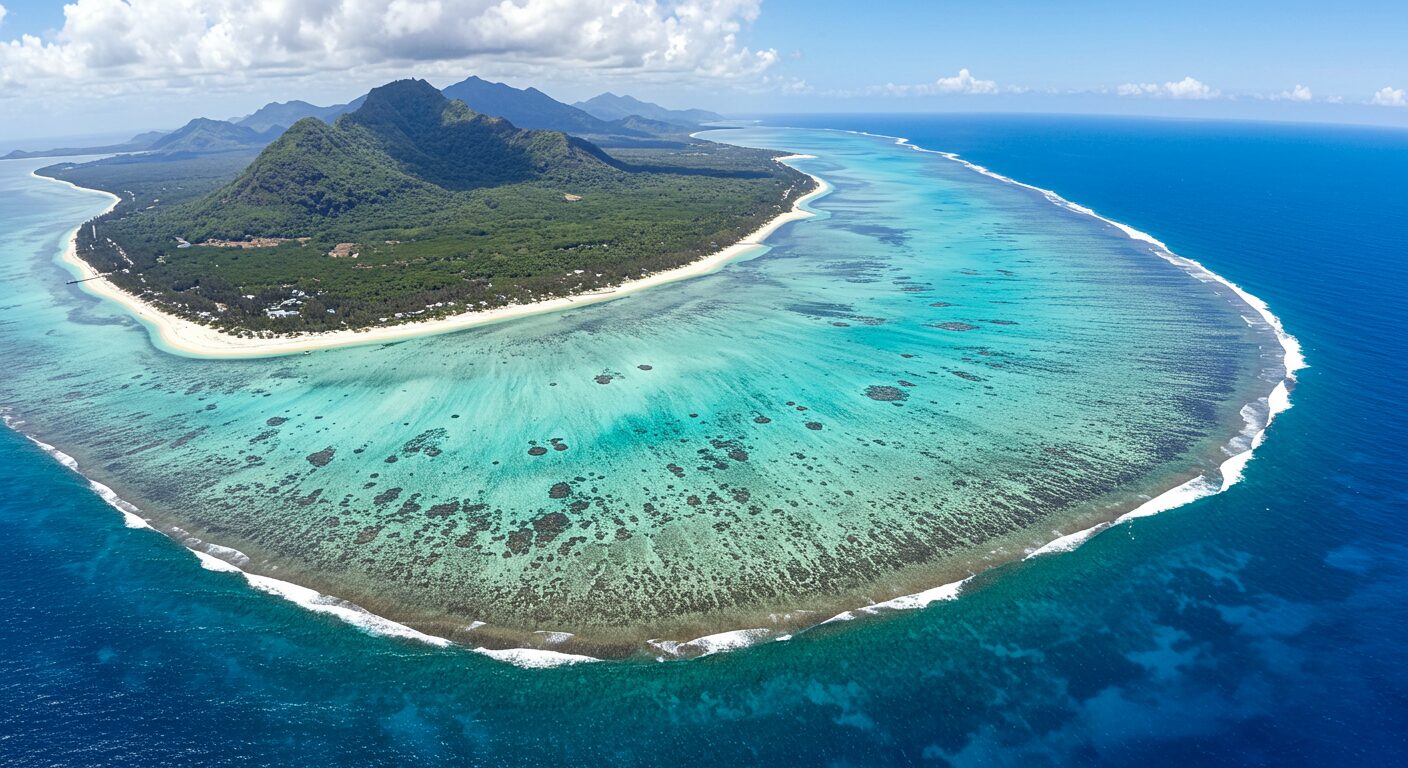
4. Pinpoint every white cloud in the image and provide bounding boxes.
[1165,76,1217,99]
[0,0,778,94]
[880,68,999,97]
[931,68,999,95]
[1116,83,1156,97]
[0,5,7,30]
[1371,86,1406,107]
[1117,76,1220,100]
[384,0,445,37]
[1277,84,1312,102]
